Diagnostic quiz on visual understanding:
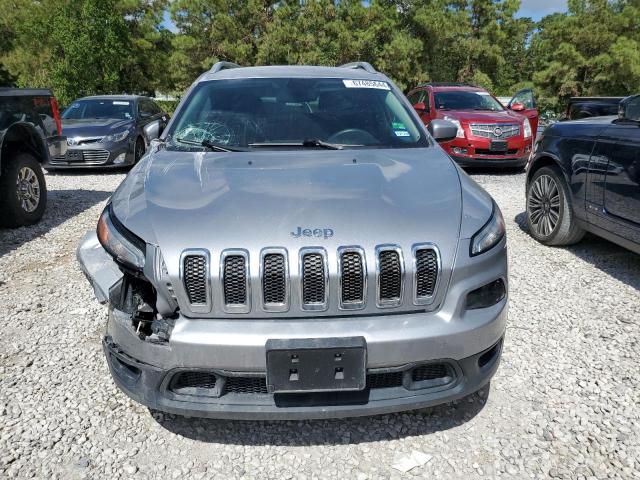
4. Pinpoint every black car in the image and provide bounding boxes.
[51,95,169,168]
[563,96,624,121]
[525,94,640,254]
[0,88,66,227]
